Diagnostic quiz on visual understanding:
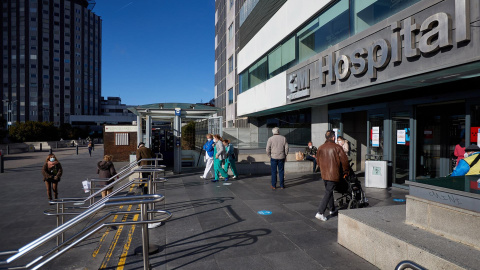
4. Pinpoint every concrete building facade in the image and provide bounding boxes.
[222,0,480,186]
[1,0,101,126]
